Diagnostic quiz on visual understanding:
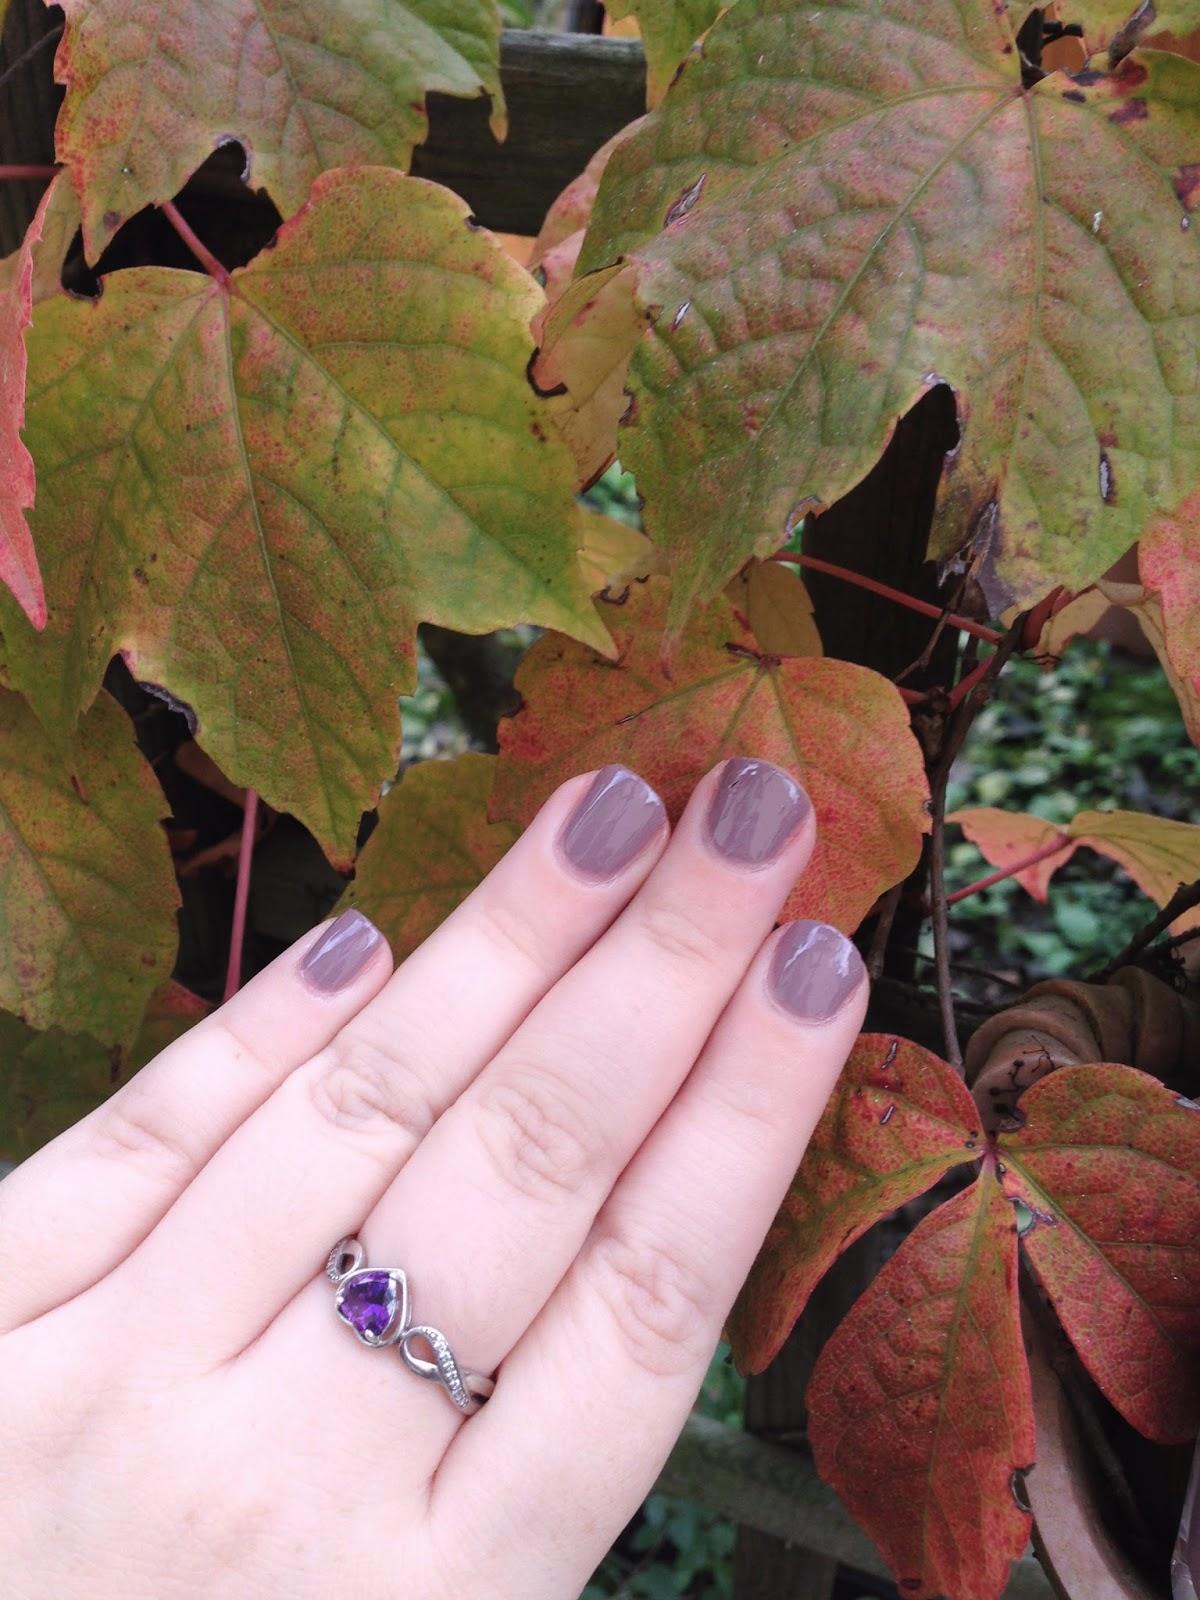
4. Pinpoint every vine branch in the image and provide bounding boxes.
[1095,875,1200,980]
